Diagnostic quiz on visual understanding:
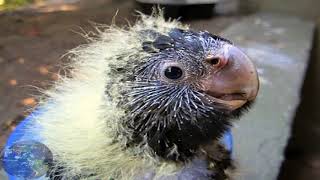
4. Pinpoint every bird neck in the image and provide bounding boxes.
[127,116,231,162]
